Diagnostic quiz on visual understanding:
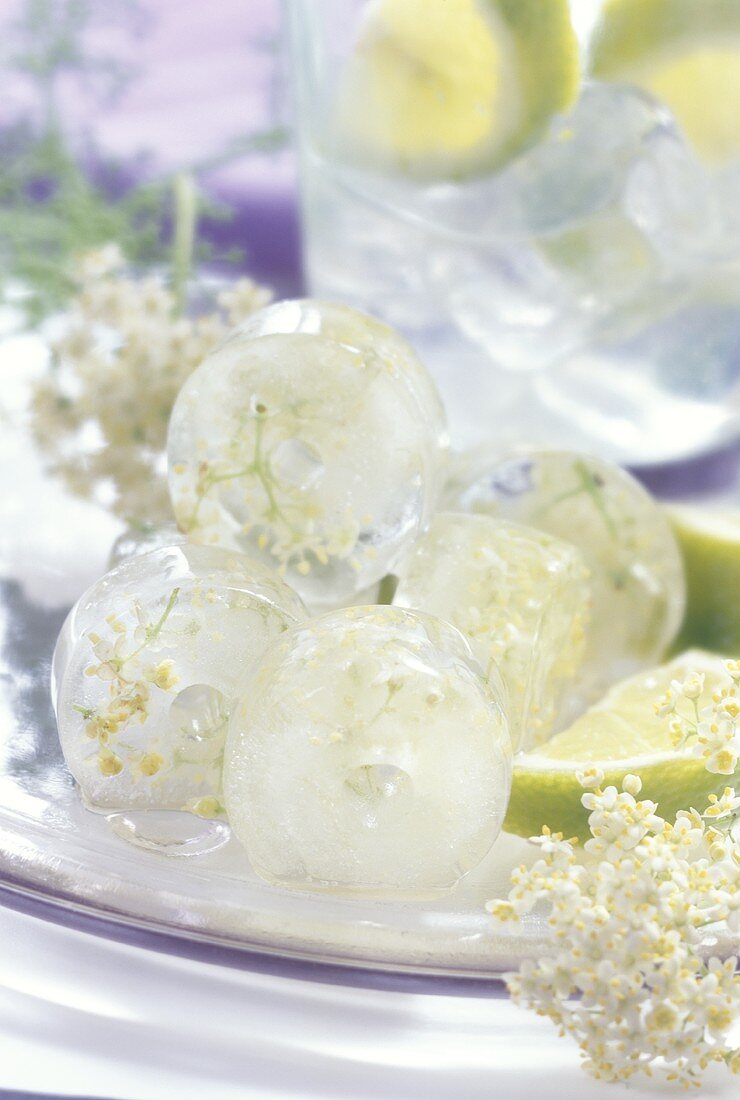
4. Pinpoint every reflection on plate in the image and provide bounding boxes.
[1,333,734,983]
